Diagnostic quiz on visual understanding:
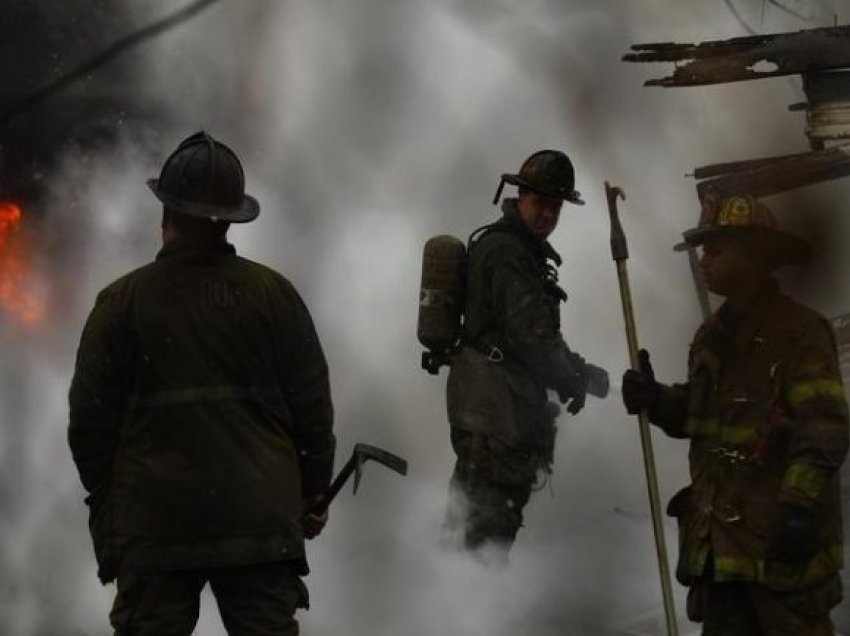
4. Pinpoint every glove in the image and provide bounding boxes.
[301,494,329,540]
[558,353,588,415]
[621,349,660,415]
[767,503,819,562]
[565,384,586,415]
